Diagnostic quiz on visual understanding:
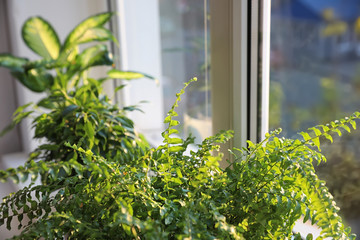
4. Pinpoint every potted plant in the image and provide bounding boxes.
[0,12,151,238]
[0,12,358,239]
